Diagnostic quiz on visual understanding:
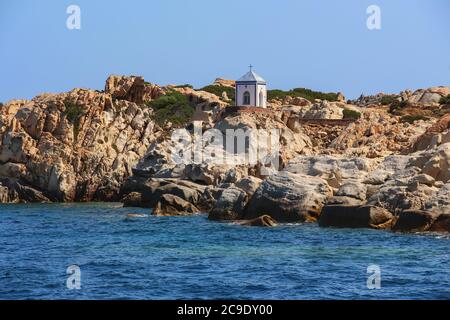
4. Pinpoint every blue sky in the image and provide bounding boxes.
[1,0,449,102]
